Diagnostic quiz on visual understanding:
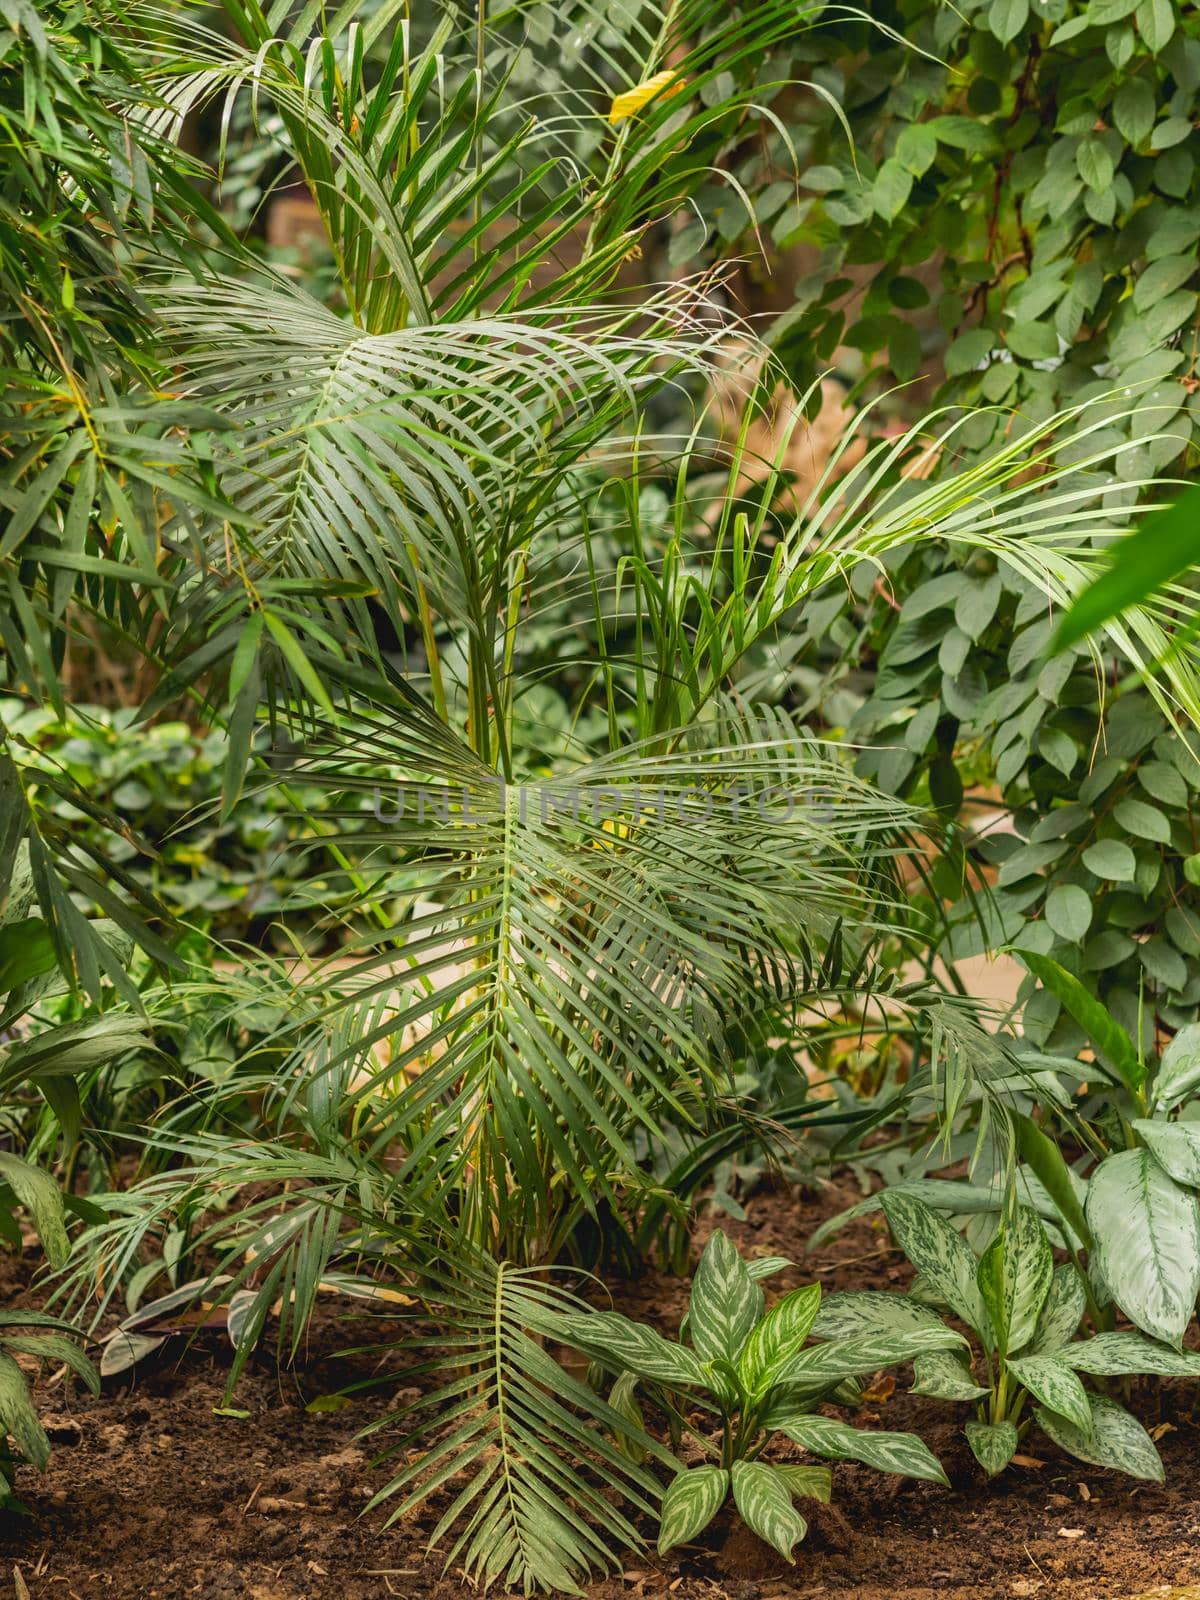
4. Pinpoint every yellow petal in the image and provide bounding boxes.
[608,70,685,125]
